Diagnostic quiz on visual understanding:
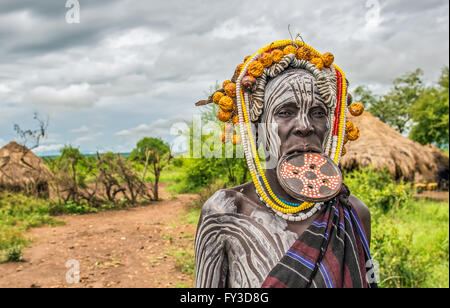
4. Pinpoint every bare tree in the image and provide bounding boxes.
[14,112,49,151]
